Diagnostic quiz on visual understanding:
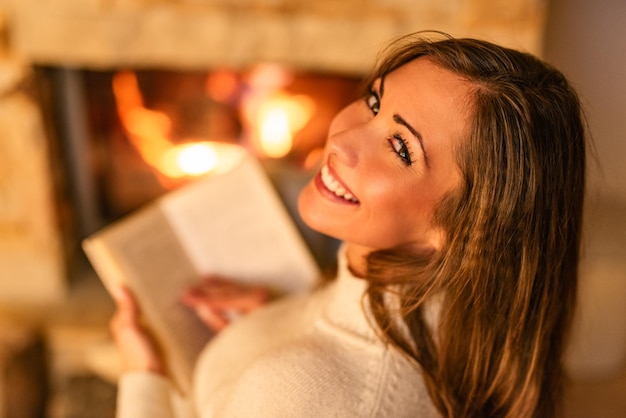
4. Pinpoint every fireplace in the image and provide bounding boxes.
[83,67,358,219]
[0,0,548,304]
[41,64,361,272]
